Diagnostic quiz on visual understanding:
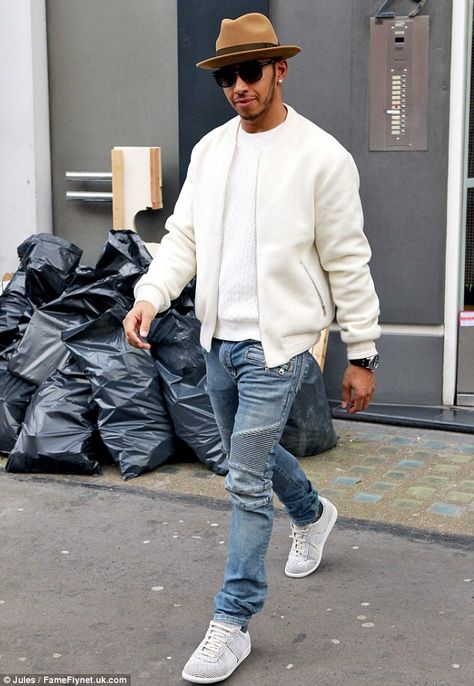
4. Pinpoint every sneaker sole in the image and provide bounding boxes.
[285,502,338,578]
[181,644,251,684]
